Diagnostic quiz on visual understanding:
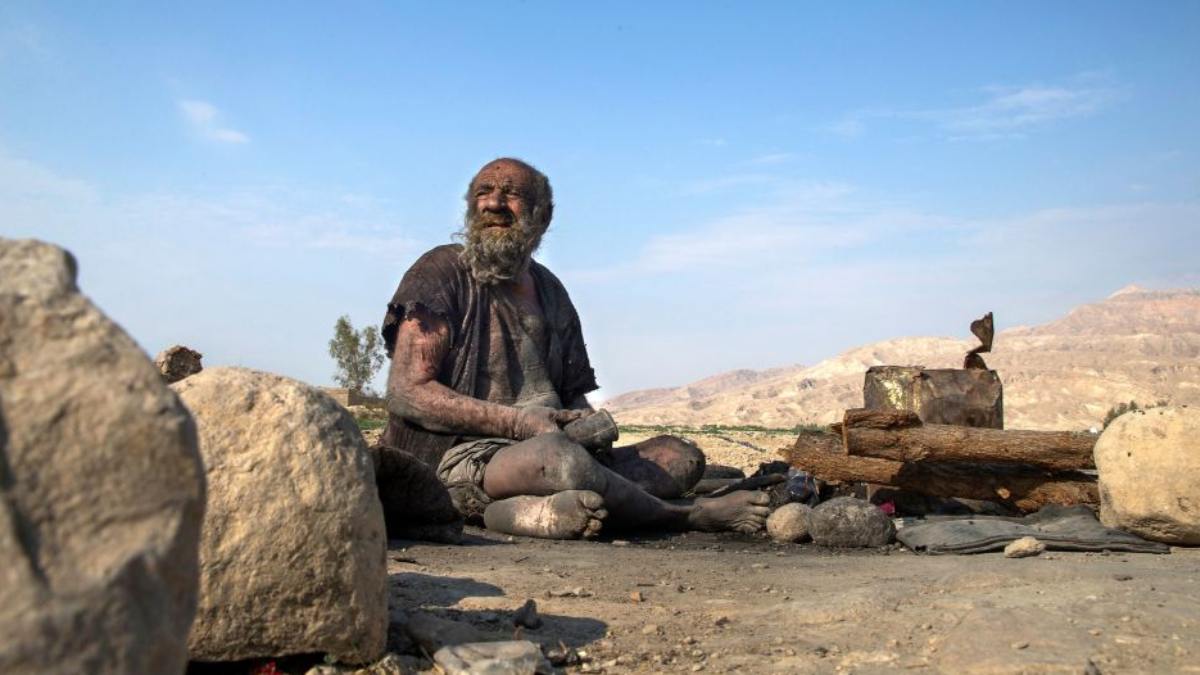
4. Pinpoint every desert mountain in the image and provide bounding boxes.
[606,287,1200,431]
